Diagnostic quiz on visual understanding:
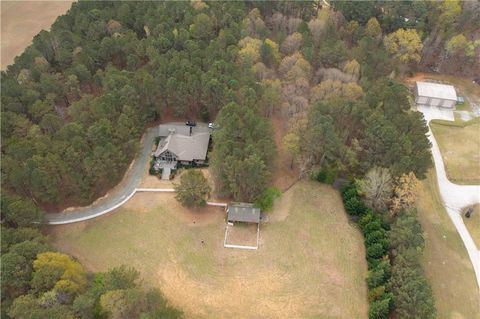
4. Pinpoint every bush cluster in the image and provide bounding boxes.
[312,166,337,184]
[341,183,436,319]
[341,183,393,319]
[254,187,281,211]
